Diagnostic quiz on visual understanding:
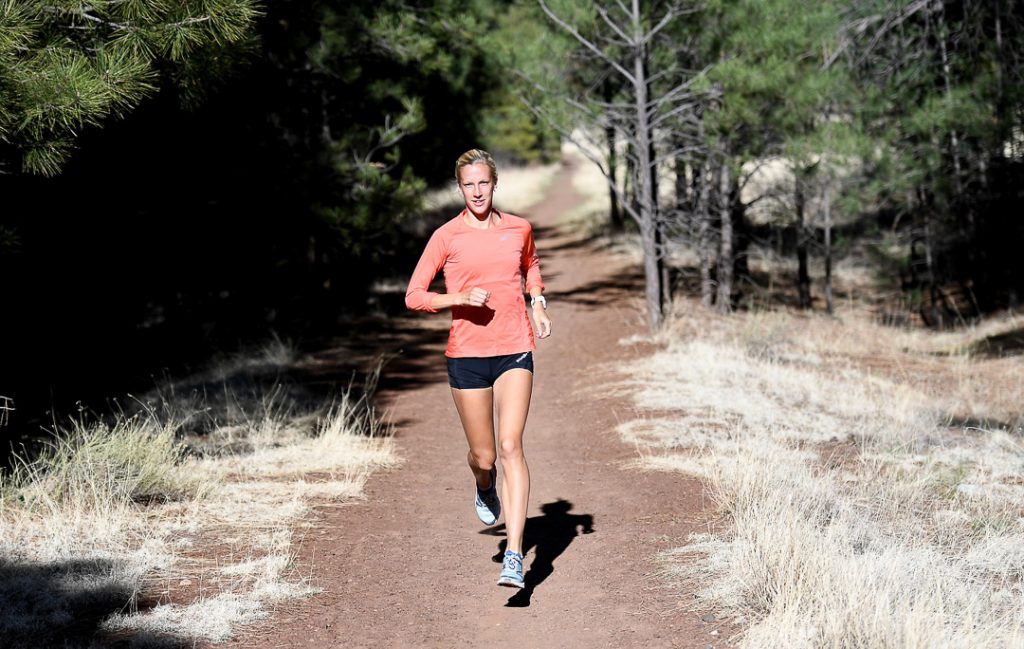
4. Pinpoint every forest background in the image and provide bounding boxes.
[1,0,1022,441]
